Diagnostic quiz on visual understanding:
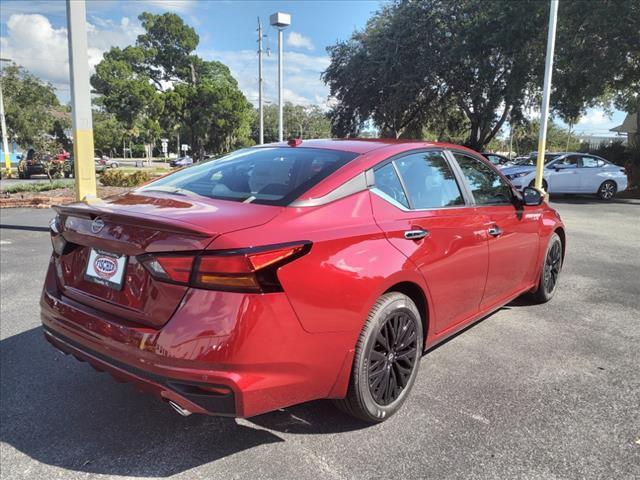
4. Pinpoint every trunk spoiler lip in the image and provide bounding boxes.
[53,202,212,237]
